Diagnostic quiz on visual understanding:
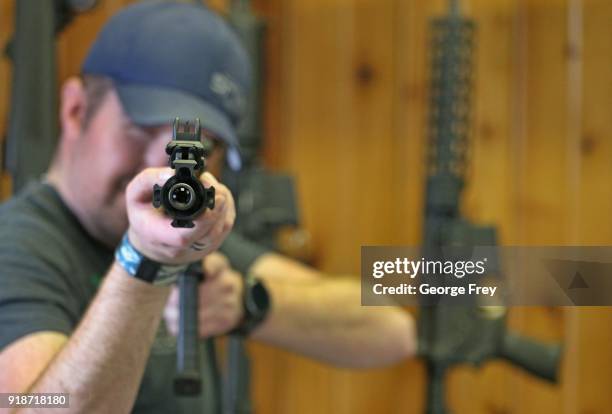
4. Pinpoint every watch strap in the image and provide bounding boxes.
[115,233,188,286]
